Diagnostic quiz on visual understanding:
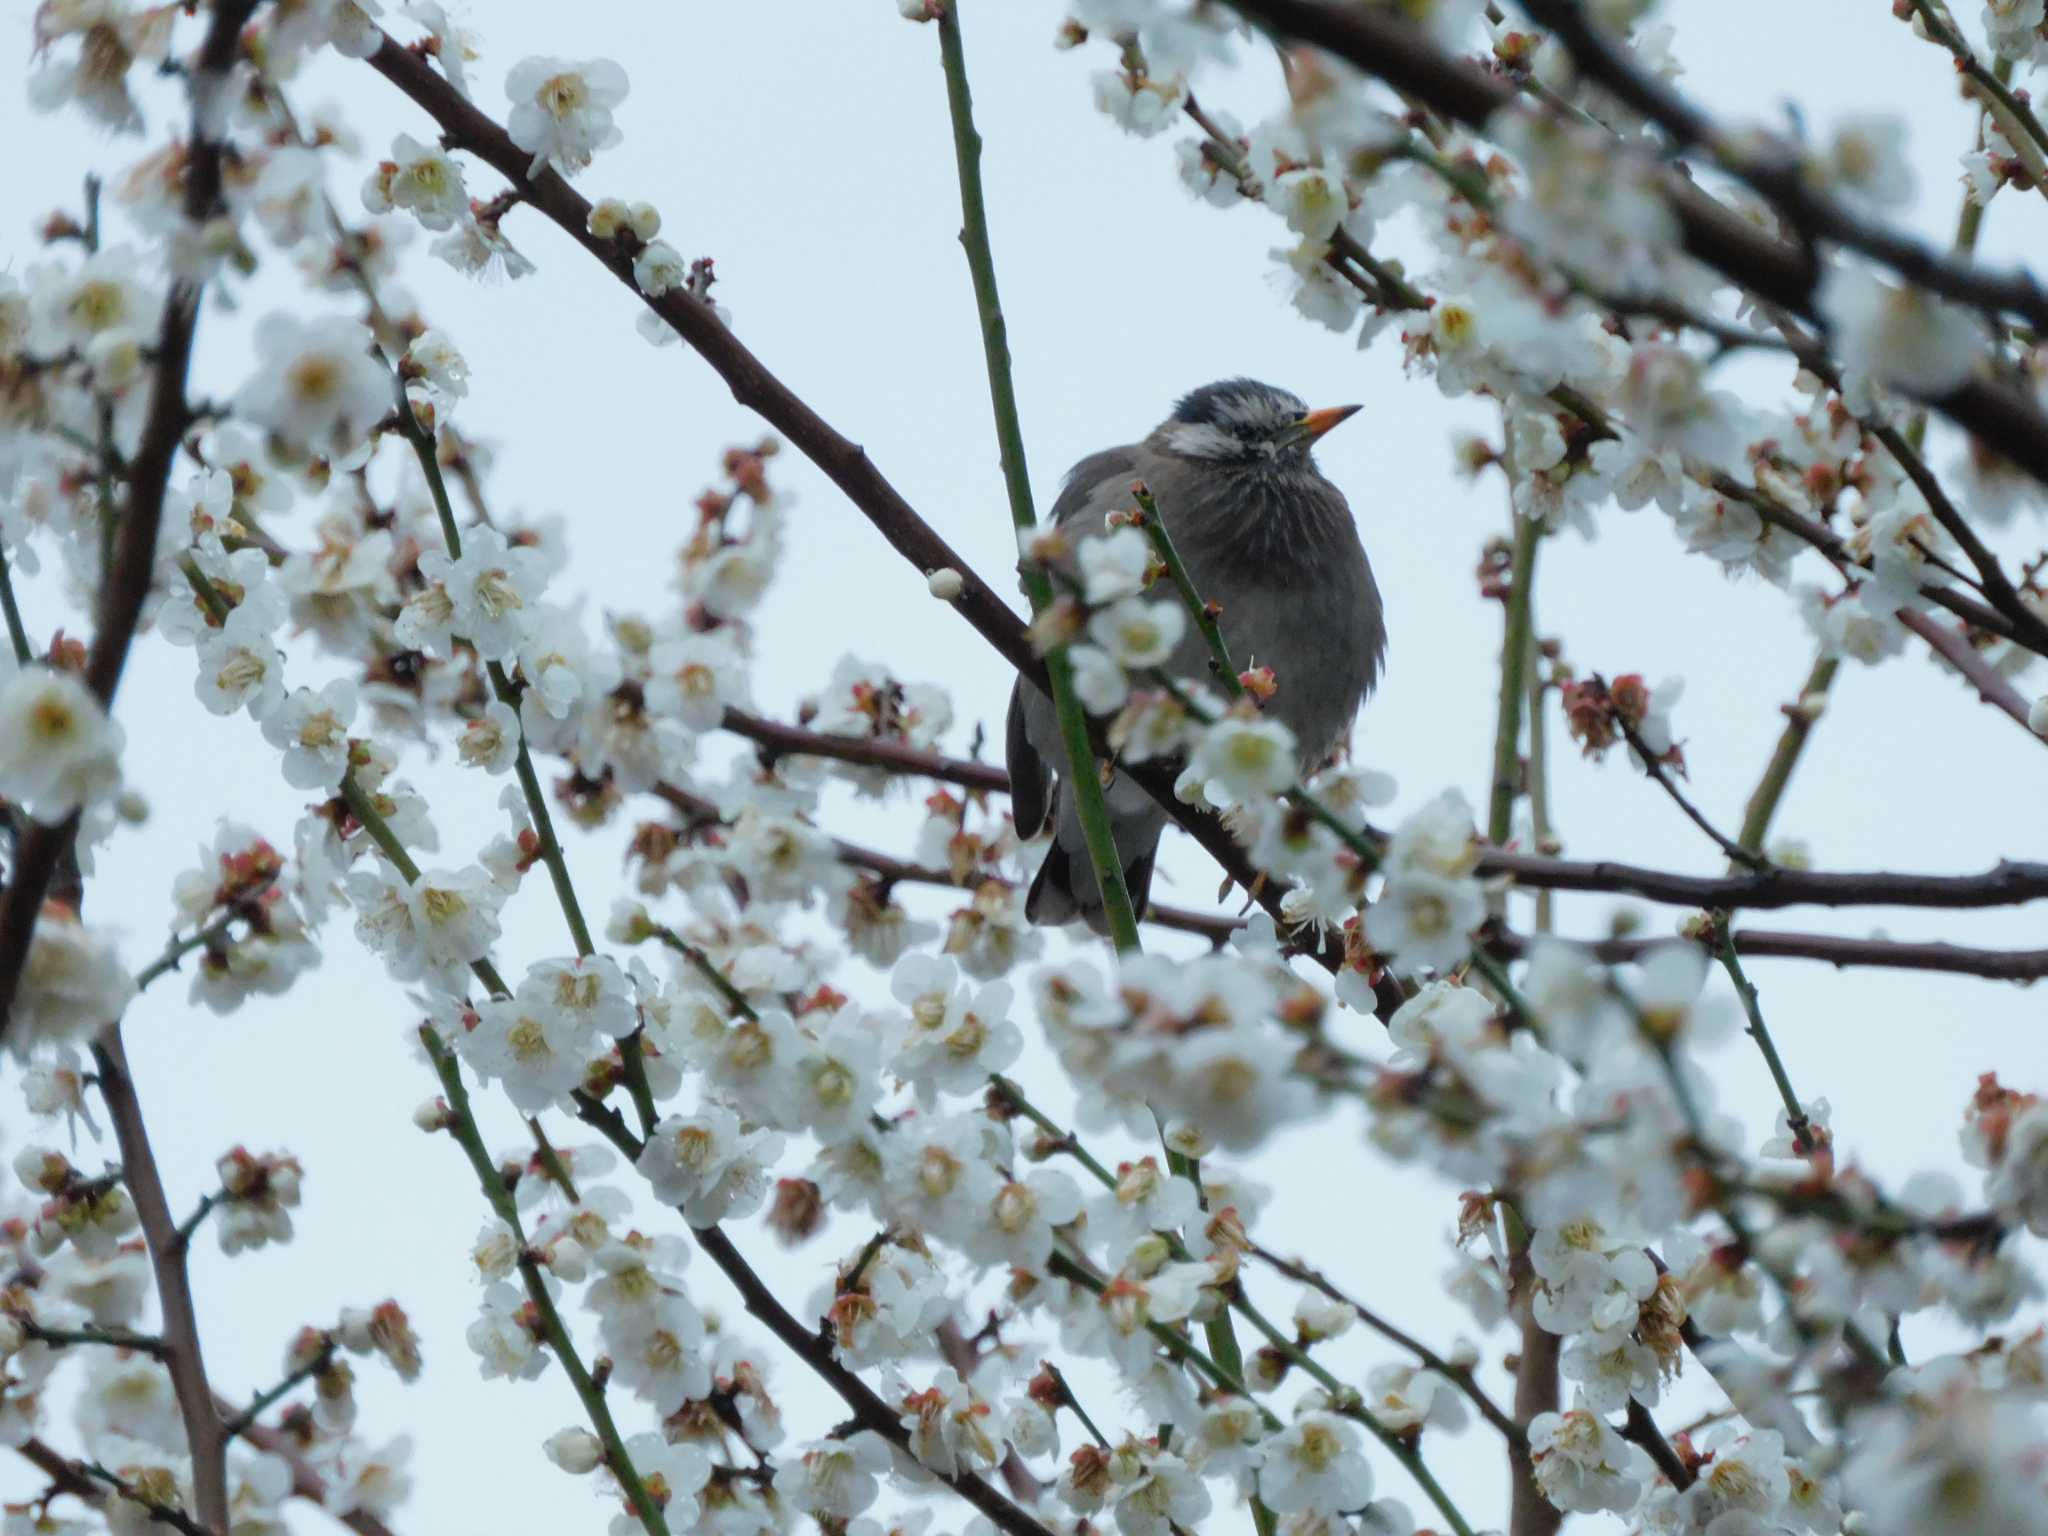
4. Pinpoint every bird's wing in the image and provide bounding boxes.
[1005,678,1050,838]
[1009,445,1142,841]
[1050,445,1141,529]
